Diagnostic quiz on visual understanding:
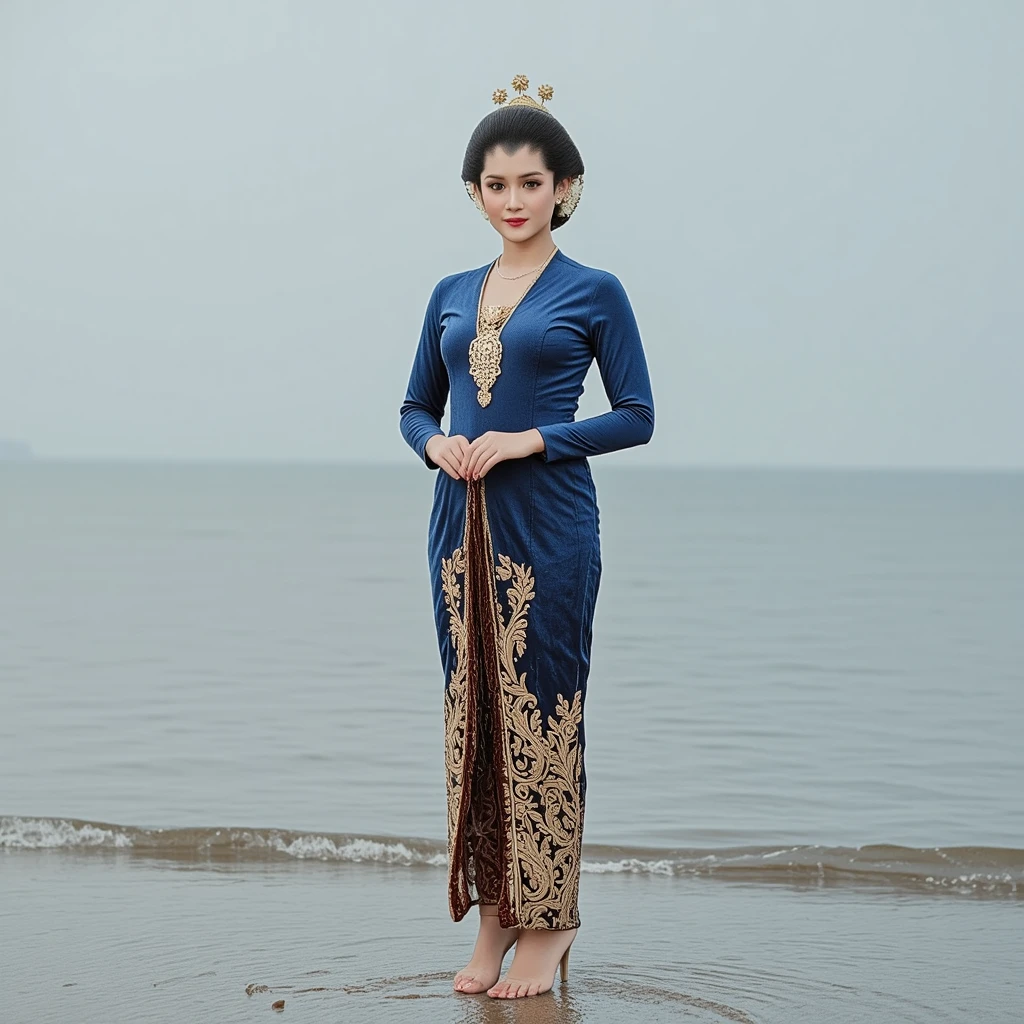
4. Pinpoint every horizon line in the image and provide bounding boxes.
[2,456,1022,475]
